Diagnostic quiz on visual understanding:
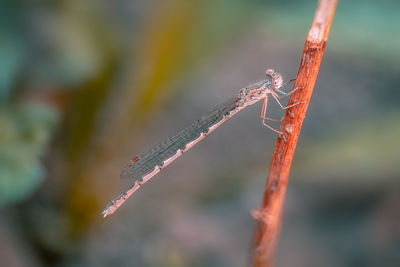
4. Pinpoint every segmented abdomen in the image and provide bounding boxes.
[120,96,239,180]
